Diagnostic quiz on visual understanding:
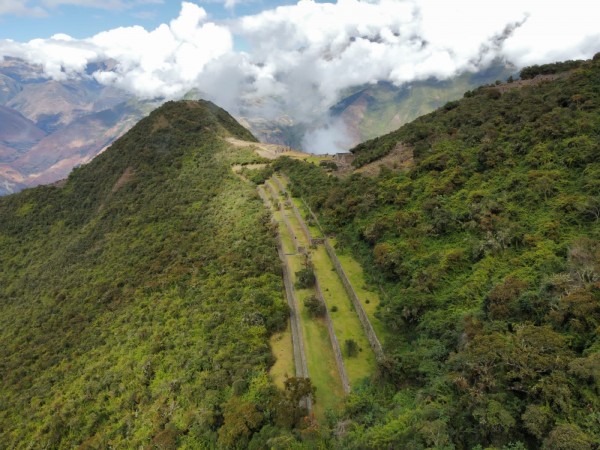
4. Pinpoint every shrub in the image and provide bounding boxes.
[345,339,359,357]
[304,295,325,317]
[295,266,315,289]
